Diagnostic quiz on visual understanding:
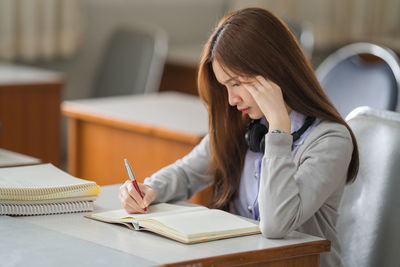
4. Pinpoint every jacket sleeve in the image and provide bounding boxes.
[143,134,213,203]
[258,124,353,238]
